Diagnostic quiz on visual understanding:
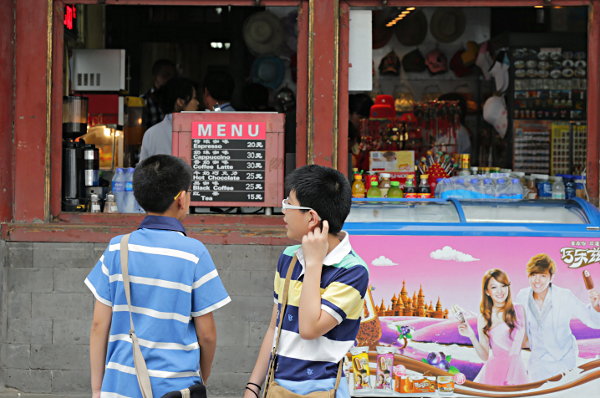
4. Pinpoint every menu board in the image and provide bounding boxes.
[191,121,266,203]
